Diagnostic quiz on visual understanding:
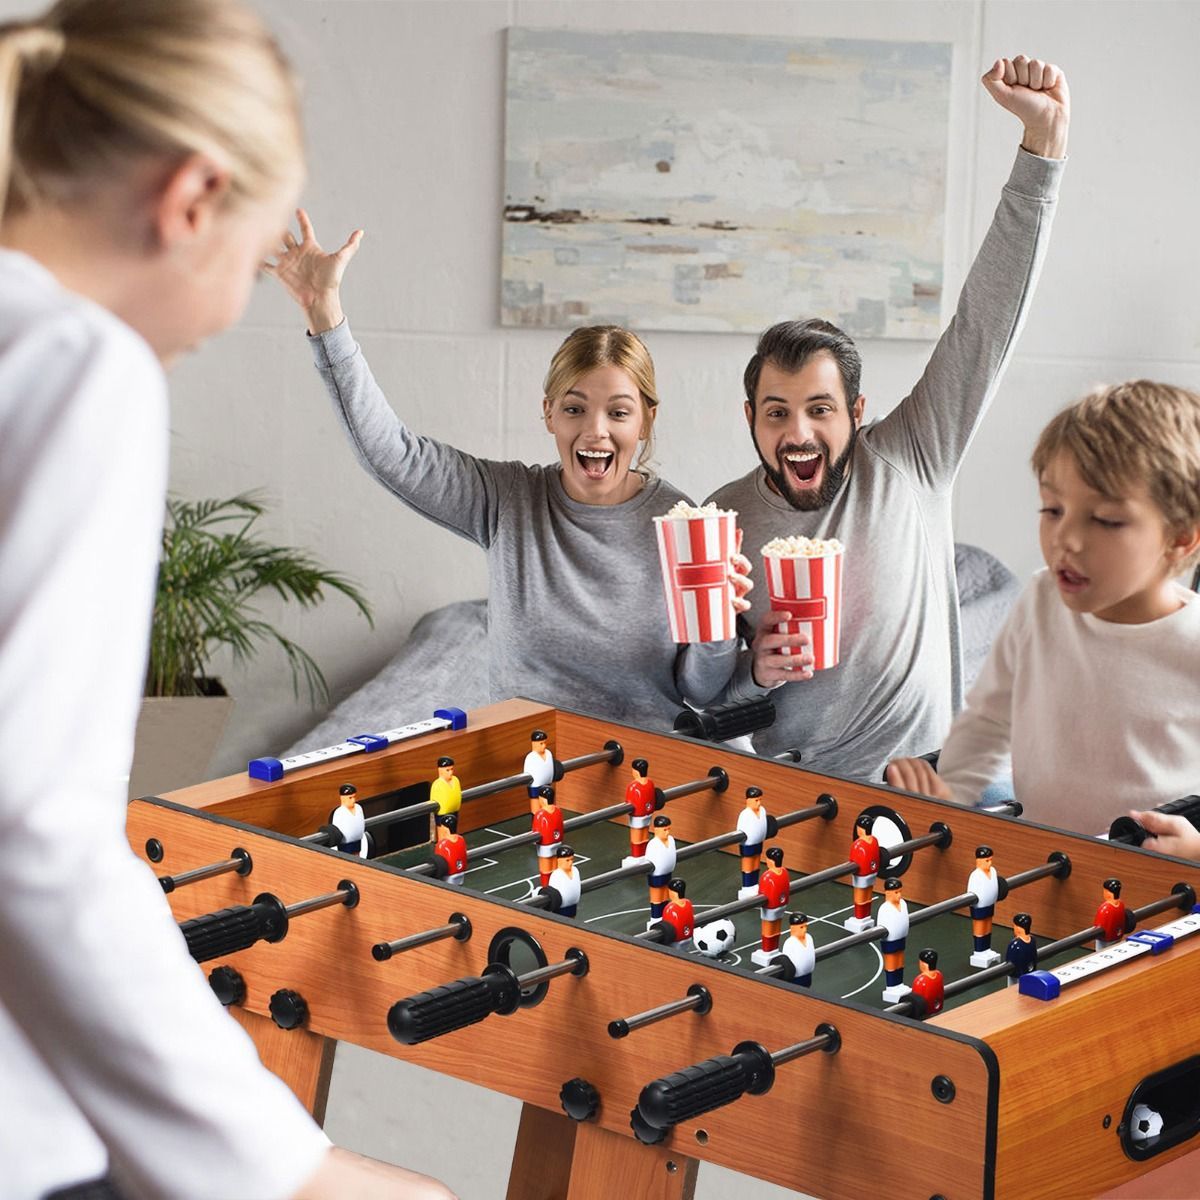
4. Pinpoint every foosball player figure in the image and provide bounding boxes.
[646,814,678,927]
[781,913,816,988]
[845,812,880,932]
[737,786,769,900]
[622,758,658,868]
[910,948,944,1018]
[657,878,695,946]
[1005,912,1037,986]
[968,845,1002,968]
[429,755,462,841]
[332,783,368,858]
[878,877,911,1003]
[752,847,790,967]
[1094,878,1134,949]
[432,813,468,886]
[531,785,564,888]
[547,845,581,918]
[524,729,557,815]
